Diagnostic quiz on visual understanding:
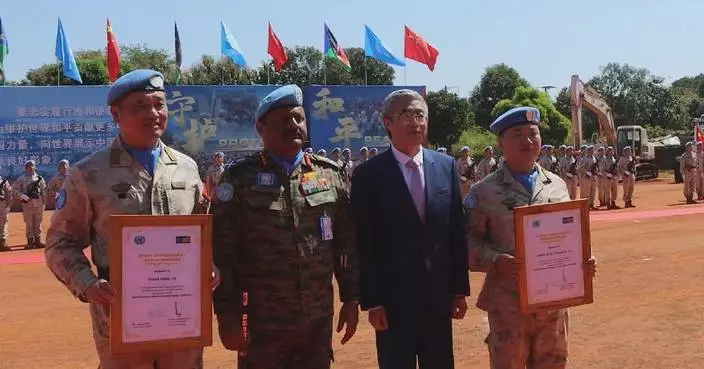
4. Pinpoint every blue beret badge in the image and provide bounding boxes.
[216,183,234,202]
[55,189,67,210]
